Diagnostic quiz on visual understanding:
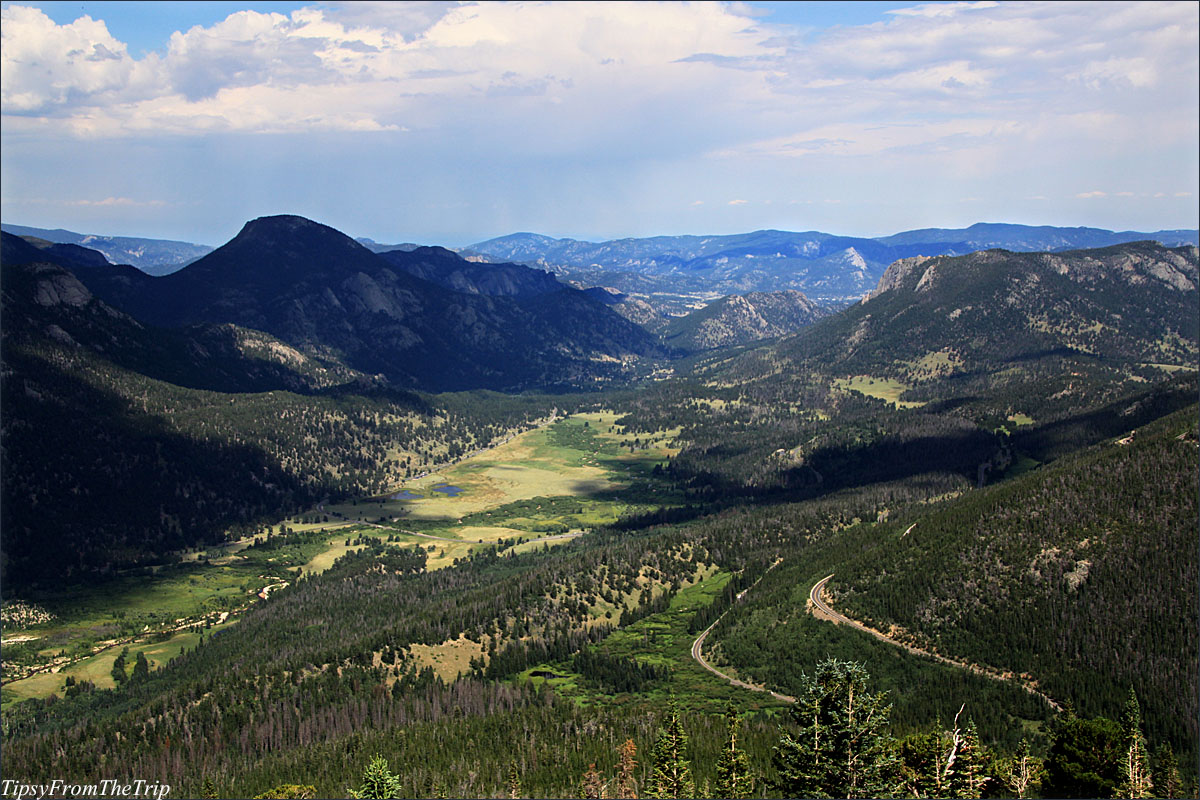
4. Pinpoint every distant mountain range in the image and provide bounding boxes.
[0,223,215,275]
[9,221,1195,304]
[464,223,1200,303]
